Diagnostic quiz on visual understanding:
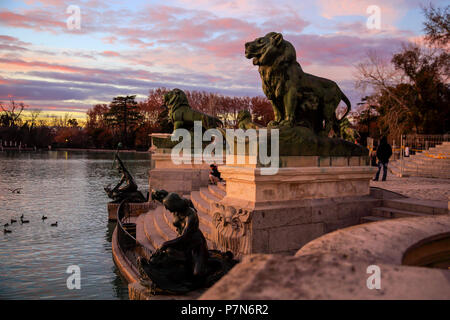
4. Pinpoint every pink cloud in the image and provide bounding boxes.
[196,37,246,58]
[101,36,117,44]
[100,51,120,57]
[0,57,97,74]
[0,35,21,42]
[0,10,66,31]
